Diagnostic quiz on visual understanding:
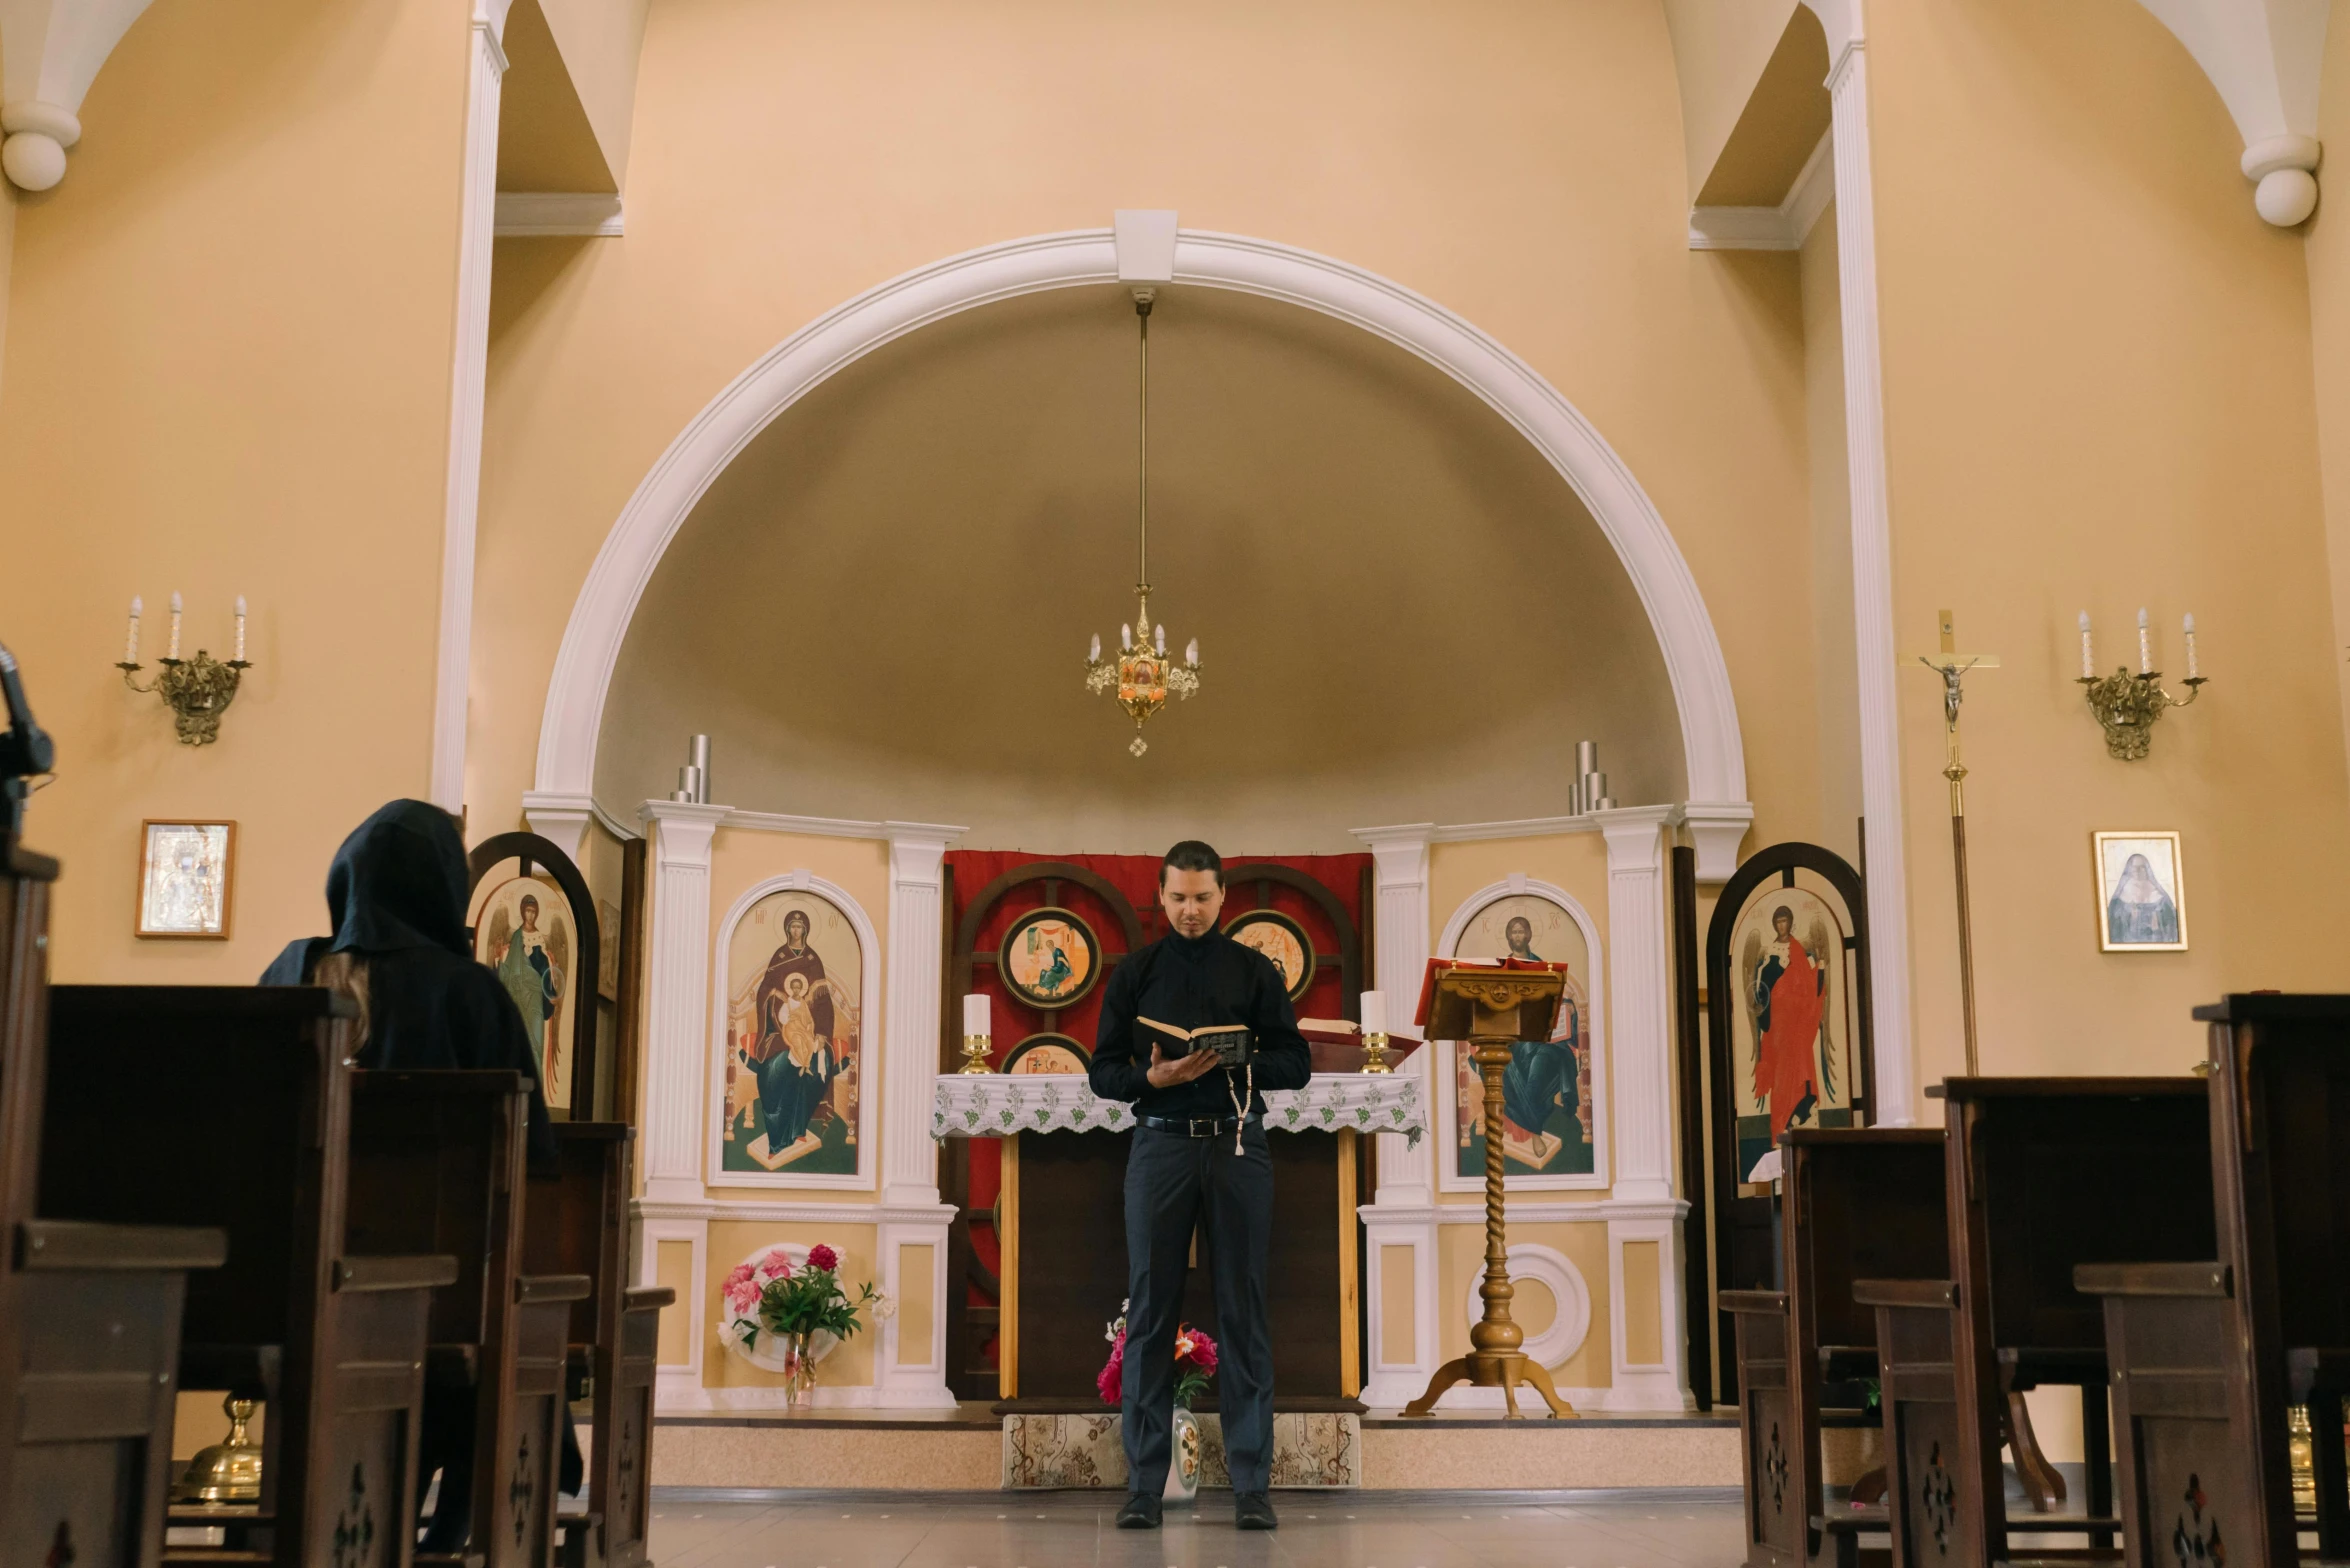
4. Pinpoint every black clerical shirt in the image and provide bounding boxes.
[1088,927,1312,1117]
